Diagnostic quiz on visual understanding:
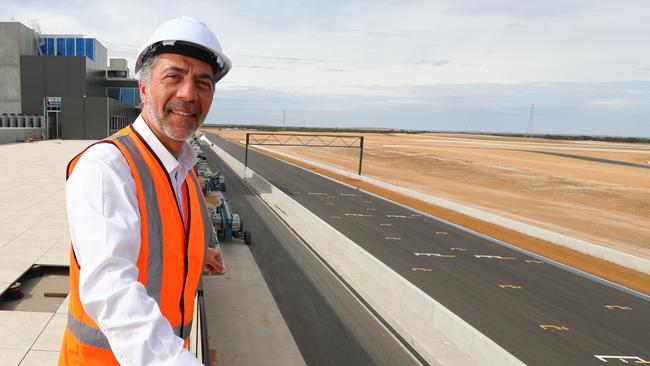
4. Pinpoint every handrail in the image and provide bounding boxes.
[198,280,211,365]
[189,279,211,365]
